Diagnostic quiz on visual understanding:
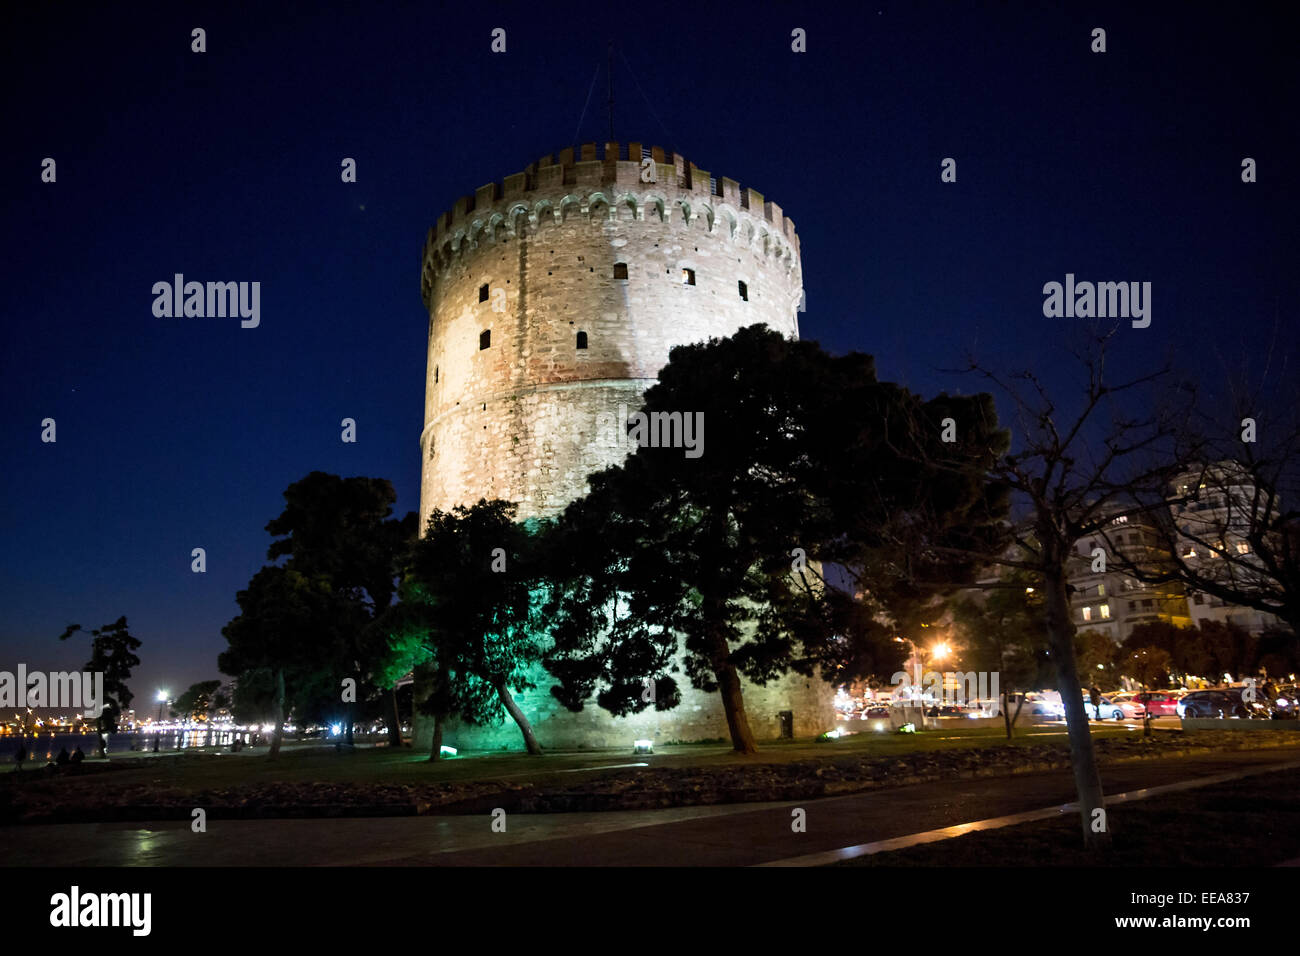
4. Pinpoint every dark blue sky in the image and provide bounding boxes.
[2,2,1296,706]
